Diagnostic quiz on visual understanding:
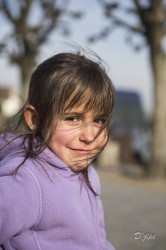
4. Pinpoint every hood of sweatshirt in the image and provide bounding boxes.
[0,133,25,161]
